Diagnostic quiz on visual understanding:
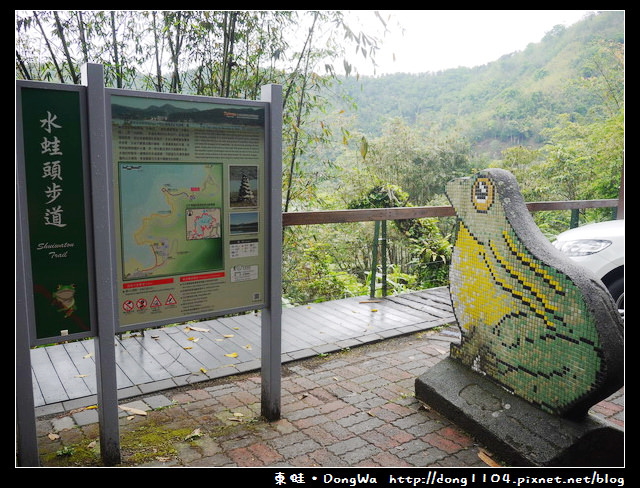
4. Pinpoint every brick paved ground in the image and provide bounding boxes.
[32,326,623,468]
